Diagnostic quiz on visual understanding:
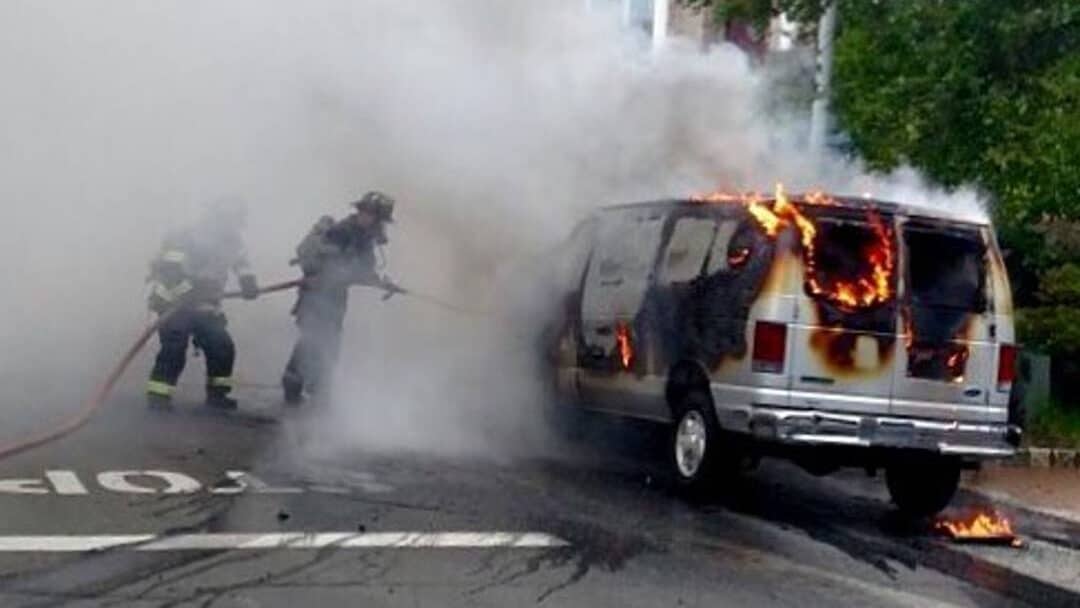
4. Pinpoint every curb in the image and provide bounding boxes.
[964,487,1080,525]
[990,447,1080,469]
